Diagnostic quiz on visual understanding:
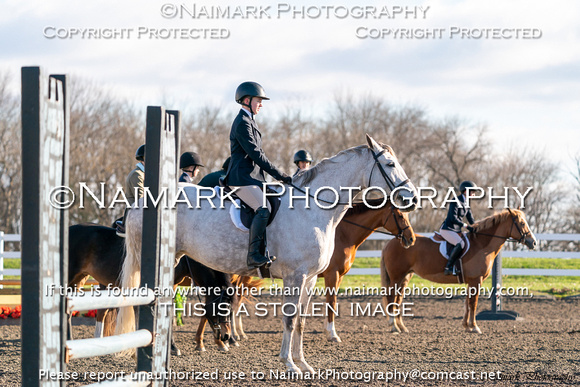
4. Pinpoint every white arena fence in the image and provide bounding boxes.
[3,233,580,284]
